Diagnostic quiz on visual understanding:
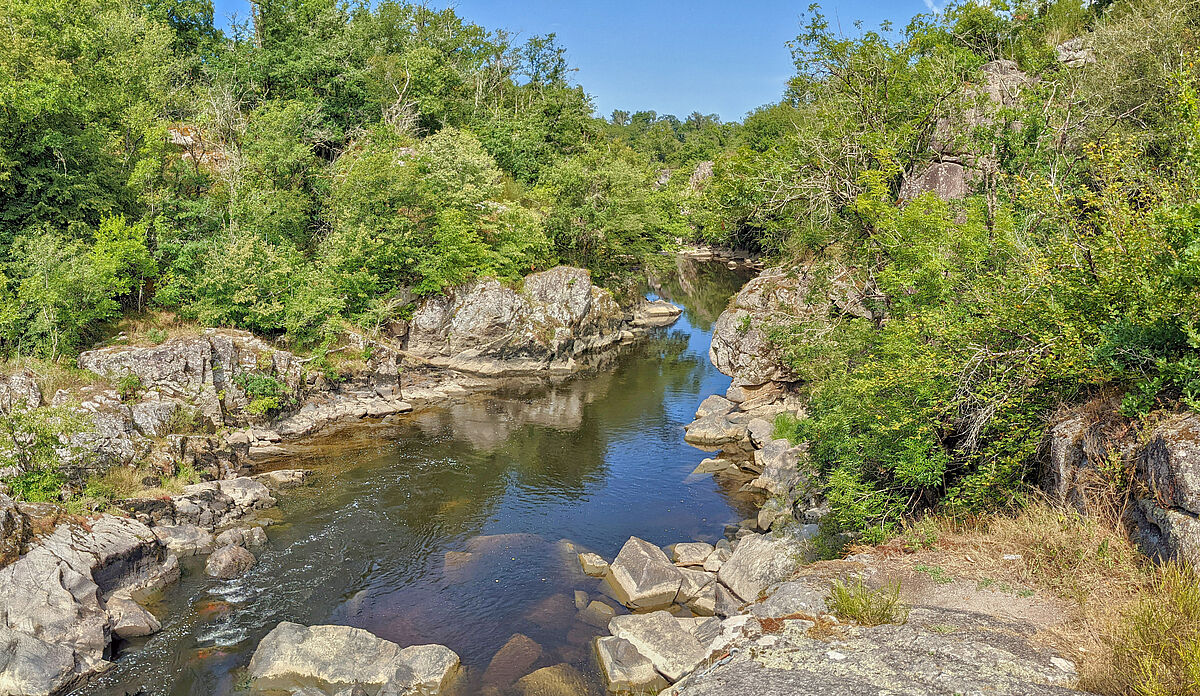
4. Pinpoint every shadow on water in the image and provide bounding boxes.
[77,261,757,696]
